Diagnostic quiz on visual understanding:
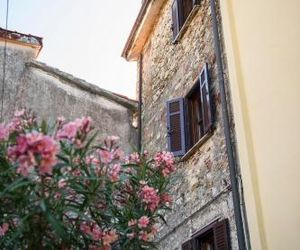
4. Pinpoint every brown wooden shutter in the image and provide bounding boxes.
[199,63,212,134]
[182,0,193,22]
[213,219,230,250]
[182,239,193,250]
[166,98,186,156]
[172,0,183,40]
